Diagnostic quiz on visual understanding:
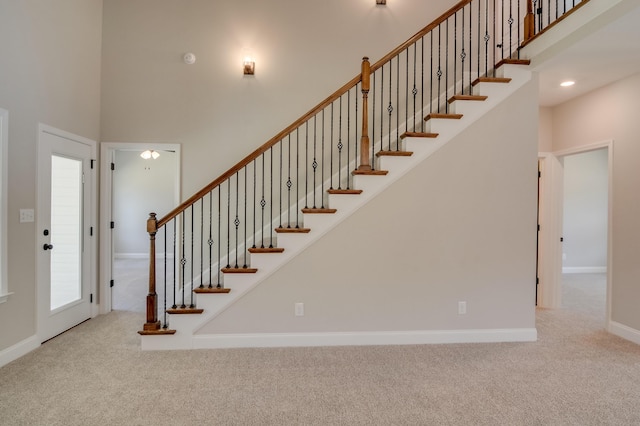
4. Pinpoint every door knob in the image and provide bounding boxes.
[43,243,53,251]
